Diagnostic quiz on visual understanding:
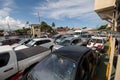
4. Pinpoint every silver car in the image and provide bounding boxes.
[53,37,83,50]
